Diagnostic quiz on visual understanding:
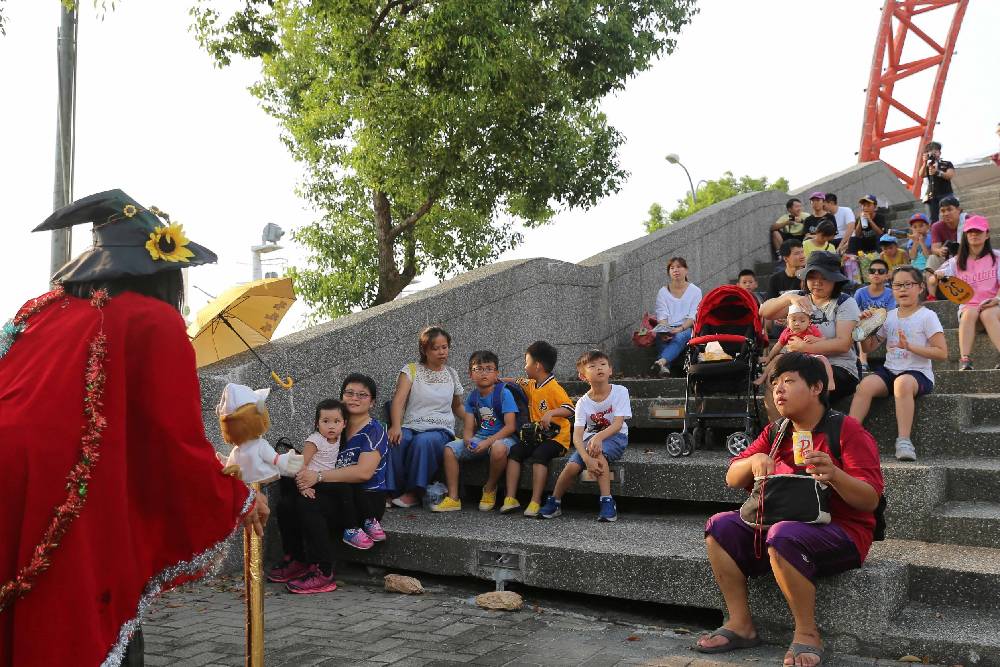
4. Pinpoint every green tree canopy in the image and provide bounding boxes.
[645,171,789,234]
[192,0,698,319]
